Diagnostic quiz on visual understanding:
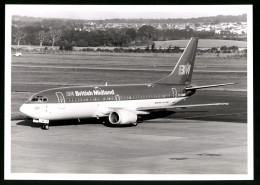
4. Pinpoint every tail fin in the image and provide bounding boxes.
[154,37,198,85]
